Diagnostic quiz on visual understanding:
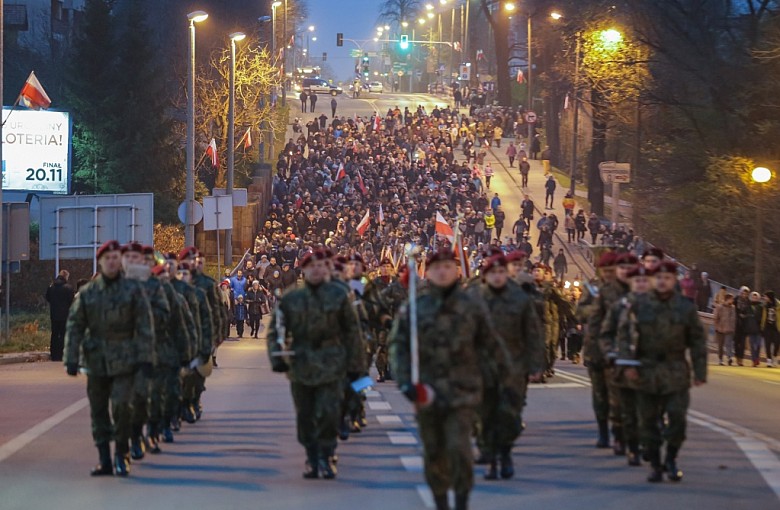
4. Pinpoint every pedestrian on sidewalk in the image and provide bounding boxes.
[495,206,506,240]
[300,90,308,113]
[331,97,337,117]
[519,158,530,187]
[513,214,527,242]
[484,163,494,189]
[575,210,587,241]
[541,145,552,174]
[506,142,517,167]
[714,294,736,365]
[565,214,576,243]
[587,213,601,244]
[234,295,248,338]
[531,134,541,159]
[309,93,318,112]
[521,195,534,229]
[553,249,568,282]
[490,192,501,211]
[493,125,503,147]
[545,175,557,209]
[562,191,576,216]
[45,270,75,362]
[761,291,779,367]
[745,292,764,366]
